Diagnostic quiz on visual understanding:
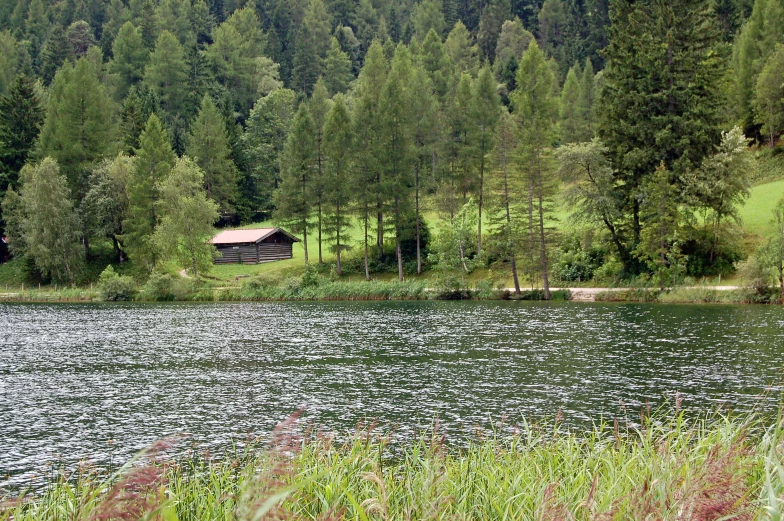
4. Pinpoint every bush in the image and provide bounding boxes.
[97,265,136,301]
[140,271,191,301]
